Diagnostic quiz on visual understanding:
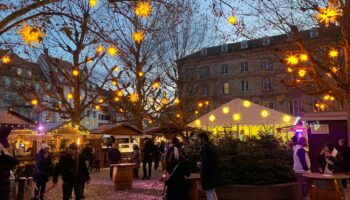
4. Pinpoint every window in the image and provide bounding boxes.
[199,67,210,79]
[92,111,96,118]
[262,101,275,109]
[220,65,228,74]
[240,62,248,72]
[27,70,32,77]
[201,85,209,96]
[241,41,248,49]
[221,44,228,52]
[99,114,110,121]
[261,59,273,71]
[4,77,10,87]
[221,82,229,94]
[92,119,96,127]
[201,48,207,55]
[313,99,324,112]
[17,68,23,76]
[310,28,318,38]
[263,37,270,46]
[240,81,249,92]
[262,78,272,91]
[288,100,300,115]
[185,68,195,77]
